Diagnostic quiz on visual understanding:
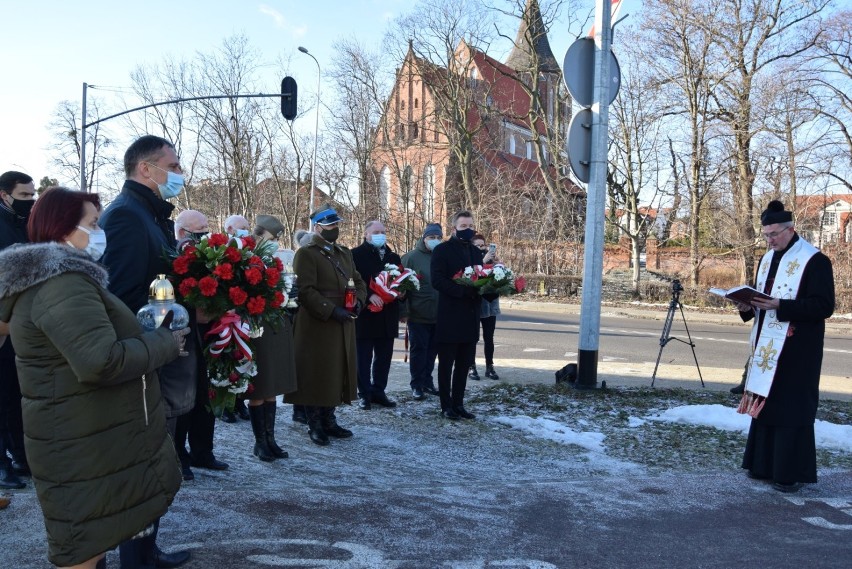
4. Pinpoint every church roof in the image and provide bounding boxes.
[504,0,561,74]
